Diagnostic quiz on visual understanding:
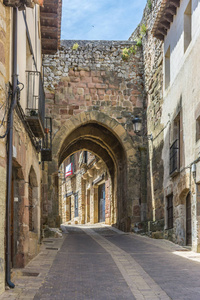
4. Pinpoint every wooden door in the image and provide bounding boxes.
[87,190,90,223]
[29,184,33,231]
[186,193,192,246]
[98,184,105,222]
